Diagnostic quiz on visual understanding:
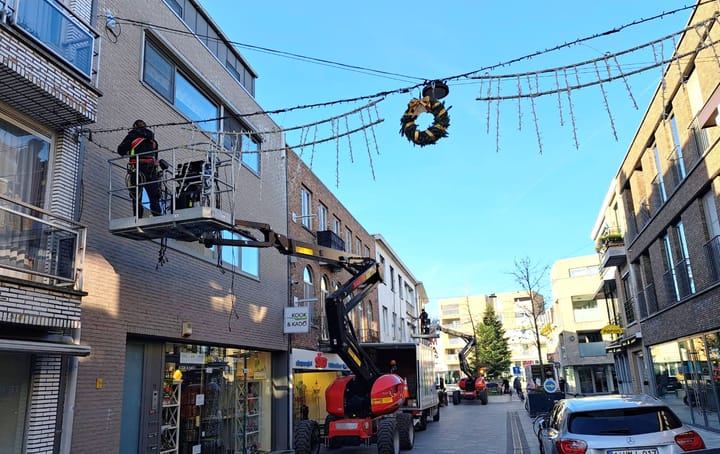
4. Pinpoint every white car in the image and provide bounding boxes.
[534,394,707,454]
